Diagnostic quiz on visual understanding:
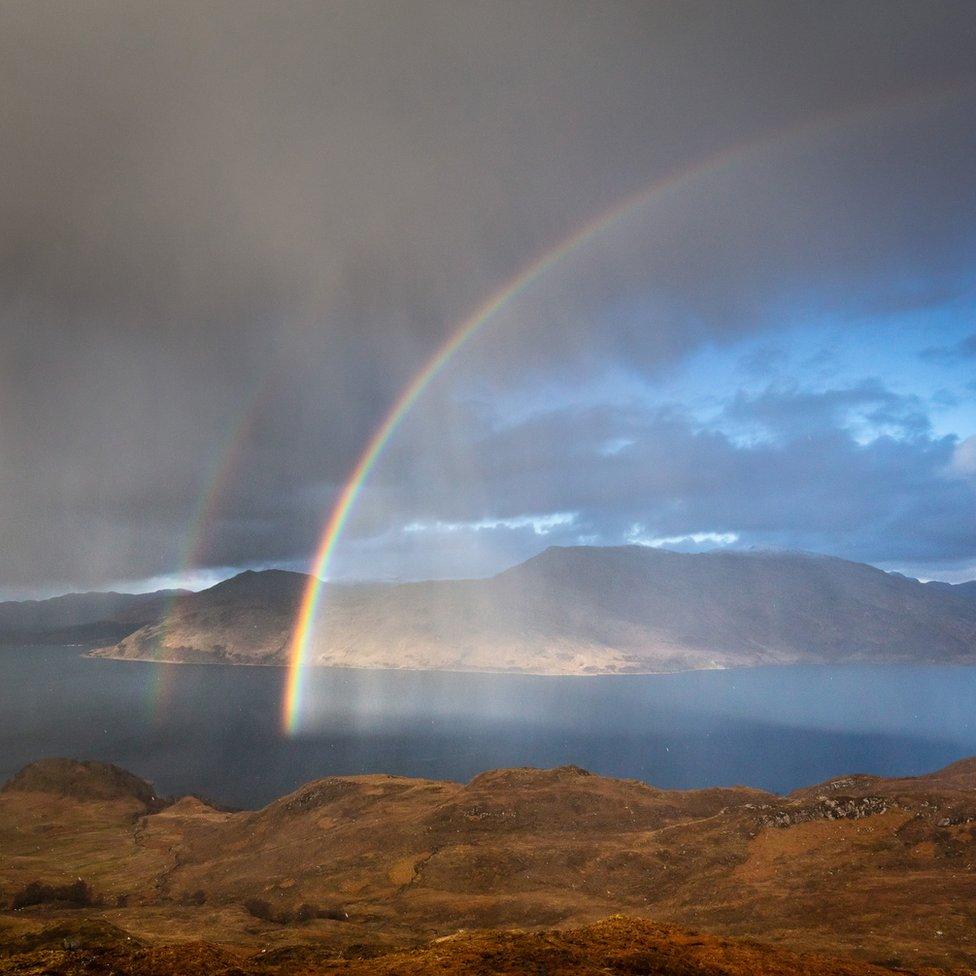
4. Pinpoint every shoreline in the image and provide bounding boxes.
[83,648,976,677]
[85,647,737,678]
